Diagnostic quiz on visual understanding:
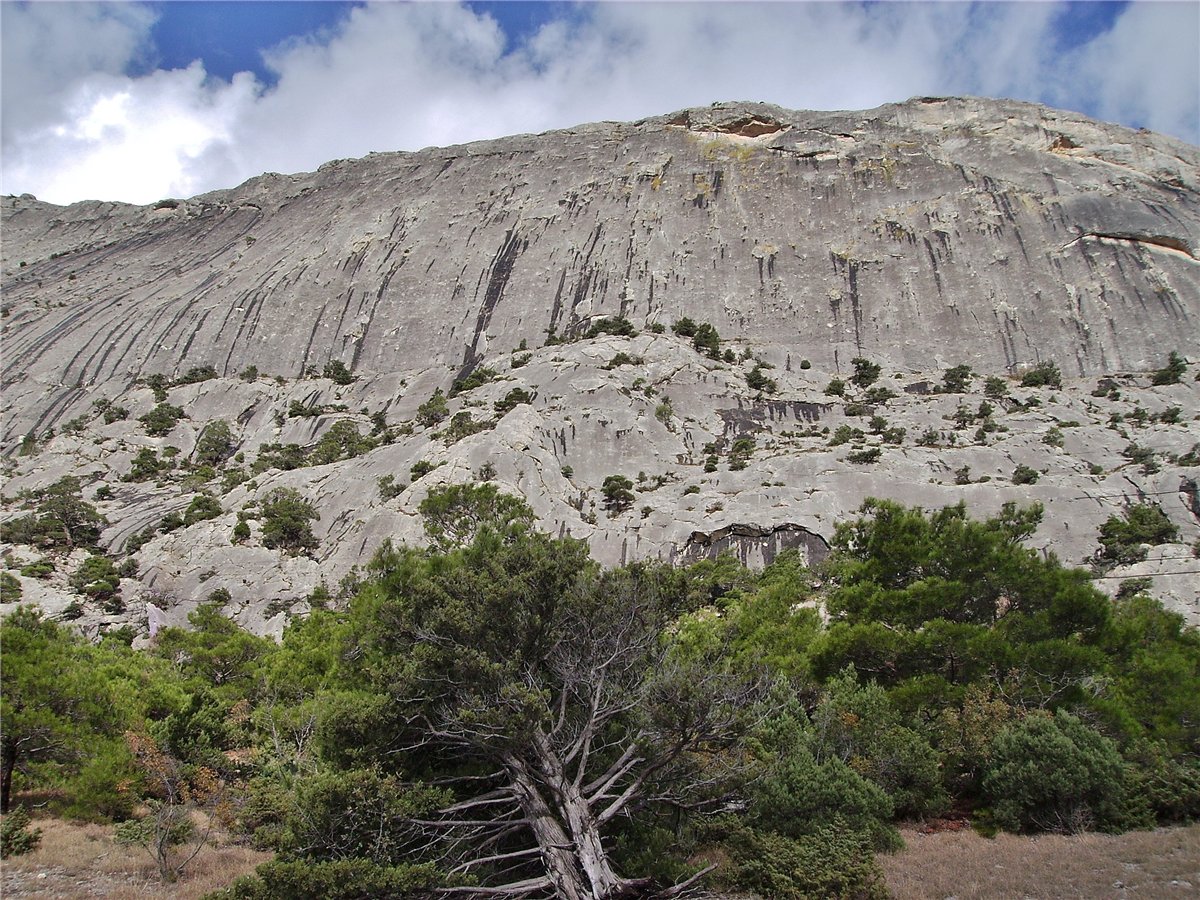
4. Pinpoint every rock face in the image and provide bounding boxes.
[2,97,1199,634]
